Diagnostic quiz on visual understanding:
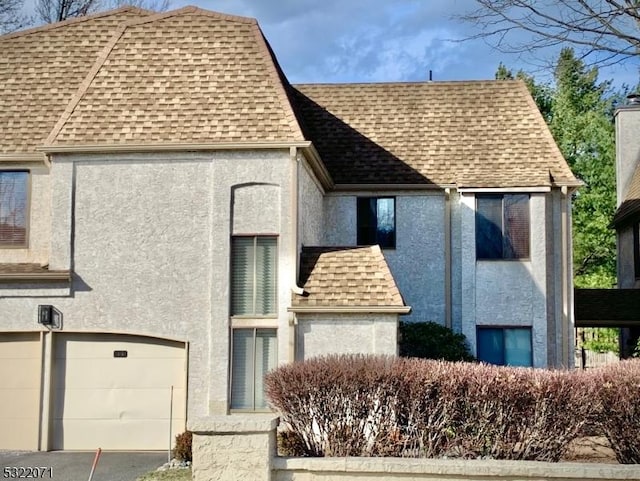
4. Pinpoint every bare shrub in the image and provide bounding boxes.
[591,360,640,463]
[266,355,593,461]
